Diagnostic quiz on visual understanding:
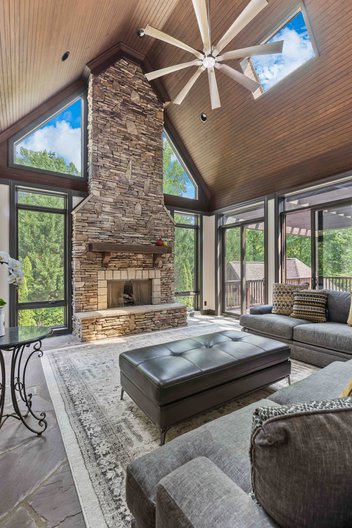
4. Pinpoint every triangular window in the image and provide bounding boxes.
[12,96,84,178]
[163,131,197,199]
